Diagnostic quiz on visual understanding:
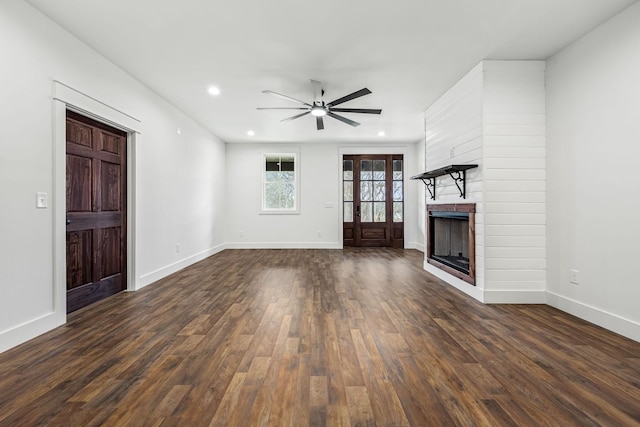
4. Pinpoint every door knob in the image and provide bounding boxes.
[66,219,71,225]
